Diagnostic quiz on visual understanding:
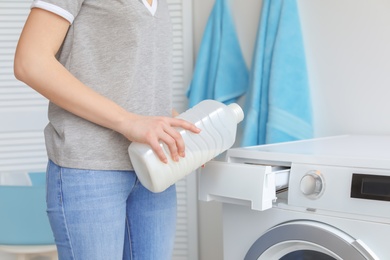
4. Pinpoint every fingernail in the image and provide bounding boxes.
[180,152,185,157]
